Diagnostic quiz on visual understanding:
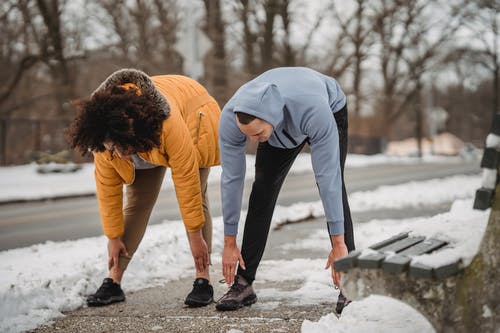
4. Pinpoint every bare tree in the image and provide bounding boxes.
[202,0,228,104]
[0,2,40,108]
[260,0,280,70]
[463,0,499,120]
[370,0,466,146]
[230,0,331,77]
[36,0,74,115]
[98,0,132,62]
[153,0,182,73]
[96,0,181,74]
[327,0,374,117]
[434,46,493,146]
[1,0,84,117]
[235,0,257,75]
[232,0,278,76]
[278,0,295,66]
